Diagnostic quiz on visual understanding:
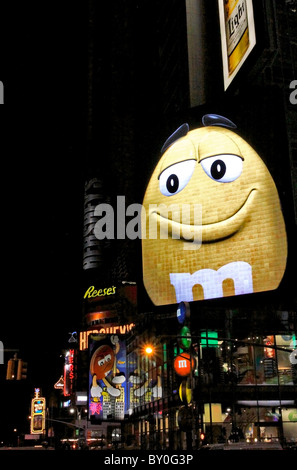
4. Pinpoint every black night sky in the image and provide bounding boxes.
[2,3,88,326]
[0,1,90,439]
[0,1,159,440]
